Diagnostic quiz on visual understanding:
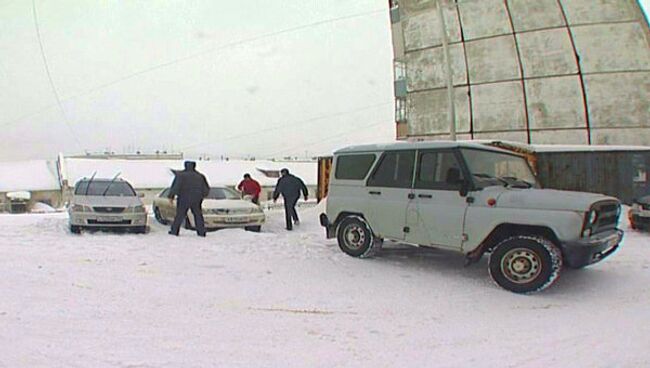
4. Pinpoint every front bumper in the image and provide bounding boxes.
[203,213,265,228]
[562,229,623,268]
[69,211,148,228]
